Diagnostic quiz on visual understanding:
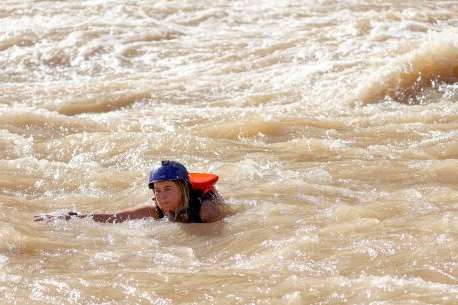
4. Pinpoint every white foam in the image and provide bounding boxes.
[0,254,8,267]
